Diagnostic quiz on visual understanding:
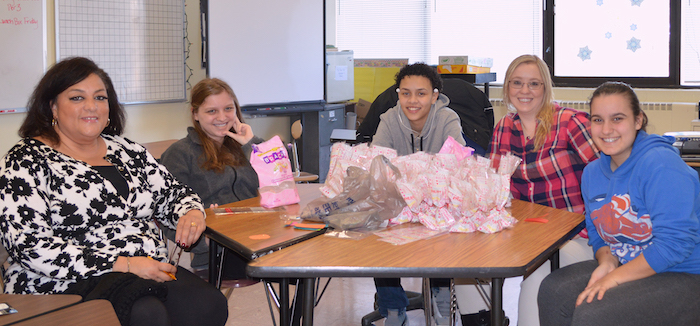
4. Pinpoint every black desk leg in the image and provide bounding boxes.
[550,250,561,272]
[302,278,315,326]
[491,278,505,326]
[280,278,290,326]
[208,240,219,287]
